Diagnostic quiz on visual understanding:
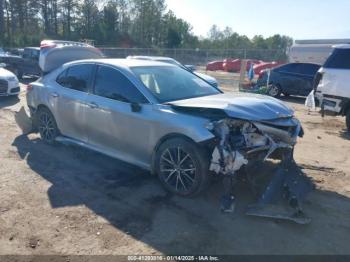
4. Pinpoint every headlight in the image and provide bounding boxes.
[7,76,17,81]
